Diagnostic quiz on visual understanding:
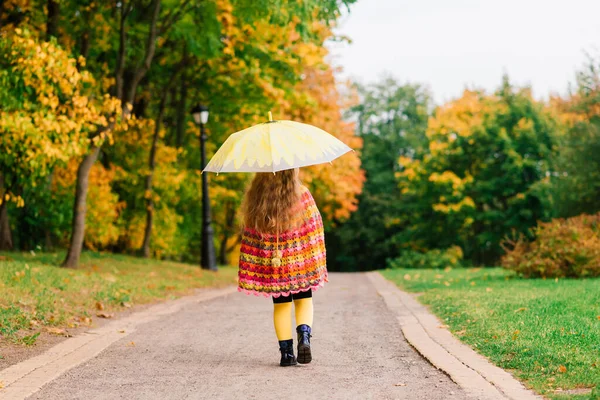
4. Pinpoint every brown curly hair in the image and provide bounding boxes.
[242,169,302,234]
